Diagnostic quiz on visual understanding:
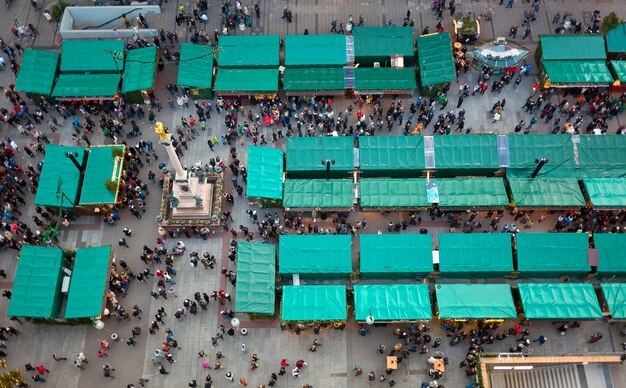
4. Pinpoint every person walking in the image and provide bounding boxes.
[103,364,115,378]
